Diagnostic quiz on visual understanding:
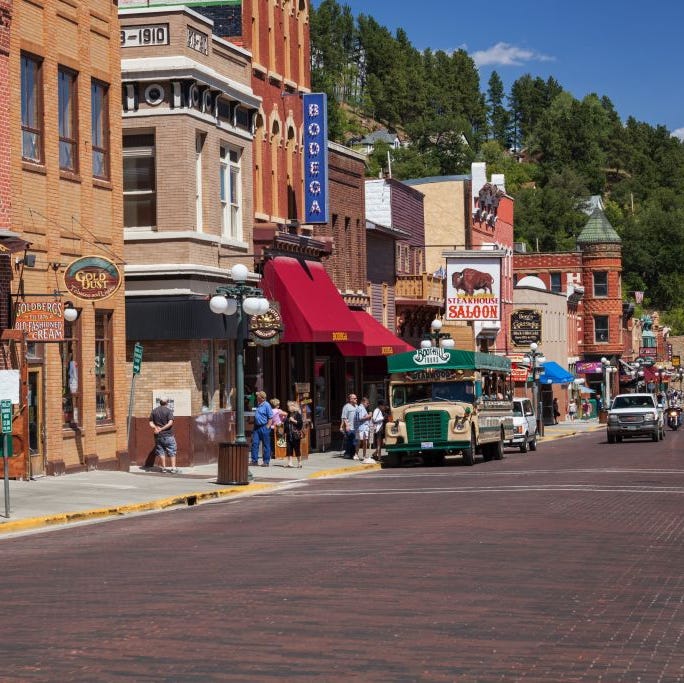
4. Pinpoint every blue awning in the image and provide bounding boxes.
[538,361,574,384]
